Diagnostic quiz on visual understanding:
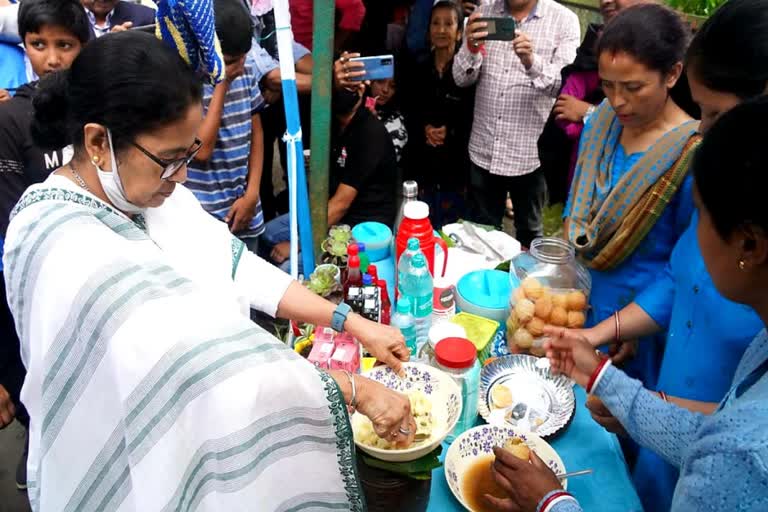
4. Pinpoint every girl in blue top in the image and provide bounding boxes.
[574,1,768,508]
[488,94,768,512]
[564,4,699,390]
